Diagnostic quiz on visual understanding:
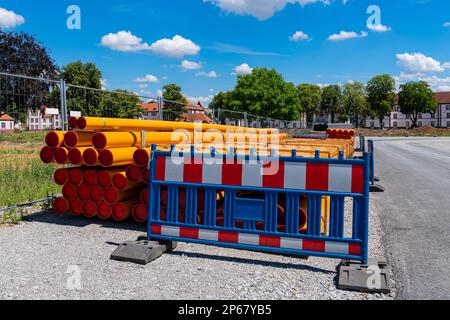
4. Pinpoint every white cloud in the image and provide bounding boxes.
[196,71,218,78]
[101,31,150,52]
[181,60,203,71]
[209,88,215,93]
[233,63,253,75]
[0,7,25,28]
[149,35,200,58]
[204,0,342,20]
[138,83,148,88]
[396,53,448,74]
[443,22,450,27]
[289,30,310,42]
[157,89,163,97]
[328,30,368,41]
[134,74,159,83]
[161,76,169,80]
[395,72,450,92]
[101,32,200,58]
[367,23,391,32]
